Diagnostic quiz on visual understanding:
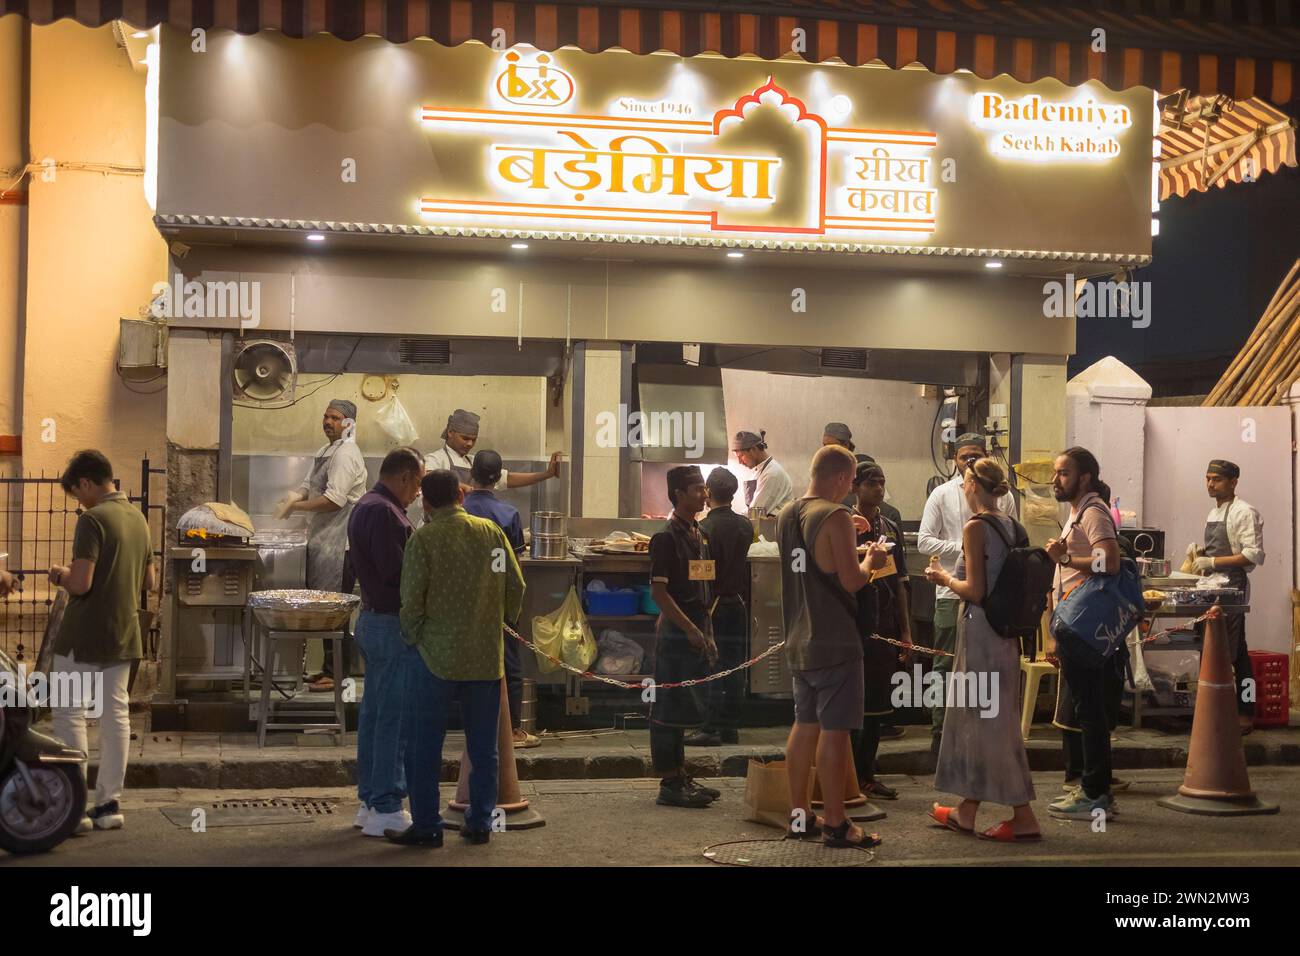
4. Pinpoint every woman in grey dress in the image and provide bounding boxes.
[923,458,1041,842]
